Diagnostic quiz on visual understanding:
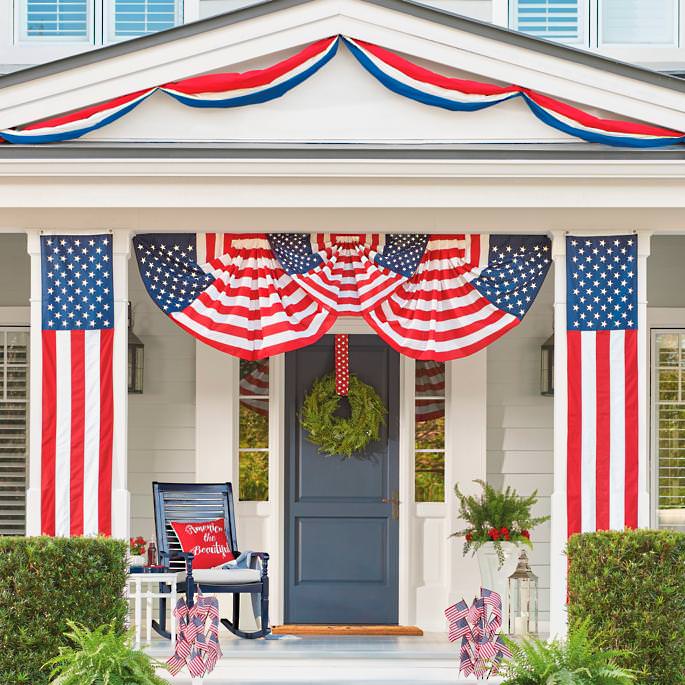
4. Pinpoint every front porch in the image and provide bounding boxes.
[146,632,473,684]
